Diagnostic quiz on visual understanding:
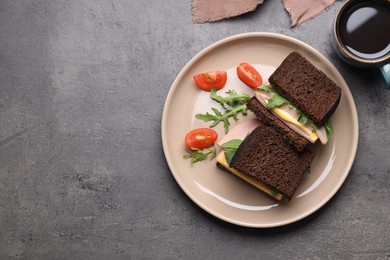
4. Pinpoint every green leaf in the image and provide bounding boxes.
[196,104,249,134]
[267,94,290,109]
[210,88,250,108]
[221,139,243,164]
[259,85,275,93]
[195,112,217,122]
[221,139,242,150]
[183,148,217,164]
[211,107,222,117]
[325,119,334,140]
[298,113,309,125]
[296,109,317,131]
[224,149,237,164]
[310,121,318,131]
[223,118,230,134]
[270,187,279,197]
